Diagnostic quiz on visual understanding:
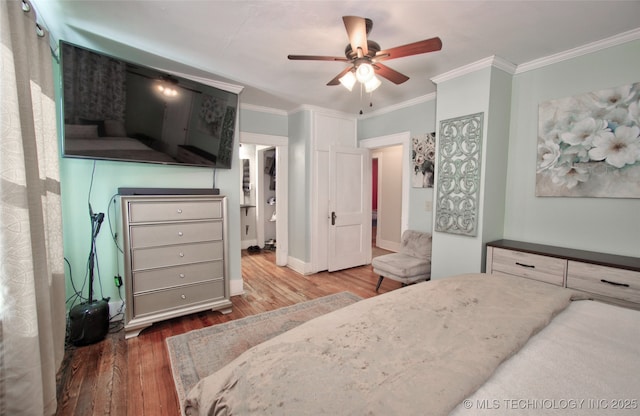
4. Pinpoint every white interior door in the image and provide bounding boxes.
[328,146,371,272]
